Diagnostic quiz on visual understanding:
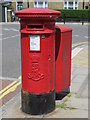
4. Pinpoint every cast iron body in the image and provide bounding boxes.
[55,25,72,95]
[15,8,60,115]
